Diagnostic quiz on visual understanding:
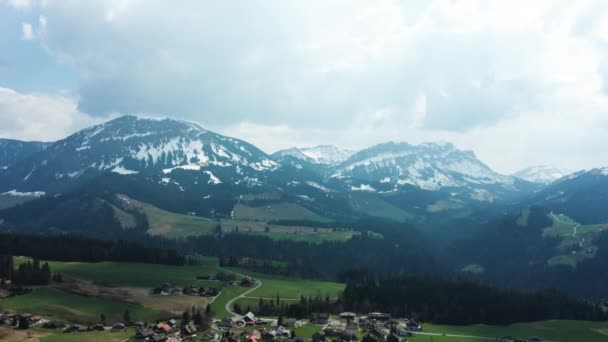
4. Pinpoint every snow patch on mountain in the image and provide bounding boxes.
[1,189,46,197]
[273,145,355,165]
[513,165,573,184]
